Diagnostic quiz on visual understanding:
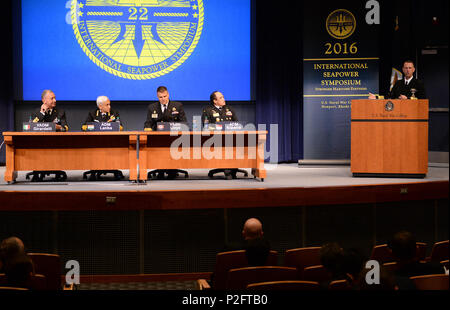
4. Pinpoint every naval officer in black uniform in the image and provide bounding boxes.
[143,86,187,180]
[202,91,247,180]
[389,60,426,99]
[144,86,186,131]
[81,95,124,181]
[202,91,238,126]
[369,60,426,100]
[31,89,69,131]
[27,90,69,181]
[82,95,123,131]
